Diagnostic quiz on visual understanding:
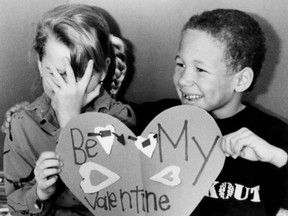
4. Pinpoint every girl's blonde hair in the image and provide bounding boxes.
[34,4,127,98]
